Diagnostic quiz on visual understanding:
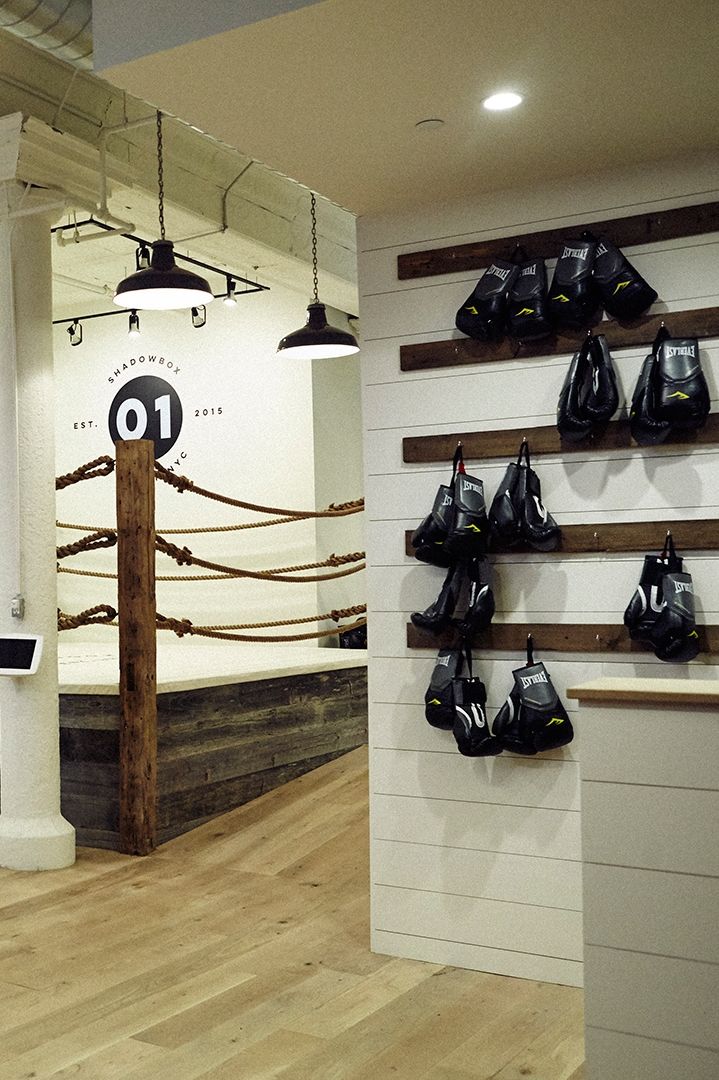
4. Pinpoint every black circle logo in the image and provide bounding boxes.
[108,375,183,459]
